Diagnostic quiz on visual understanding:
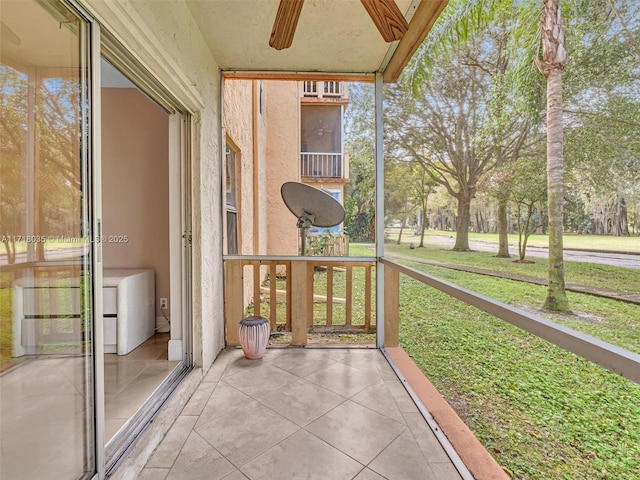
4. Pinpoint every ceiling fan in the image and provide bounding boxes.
[313,120,333,136]
[269,0,409,51]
